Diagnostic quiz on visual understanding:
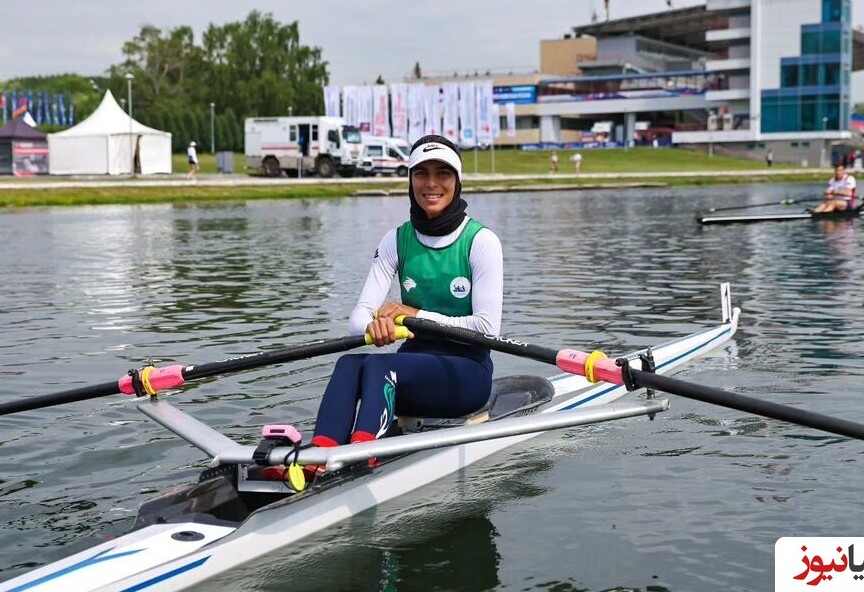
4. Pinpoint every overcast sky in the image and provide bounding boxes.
[1,0,862,97]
